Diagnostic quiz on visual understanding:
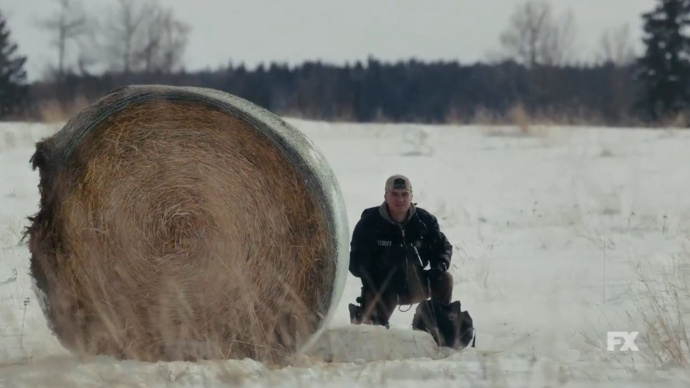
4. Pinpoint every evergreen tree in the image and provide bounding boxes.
[0,10,28,120]
[636,0,690,121]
